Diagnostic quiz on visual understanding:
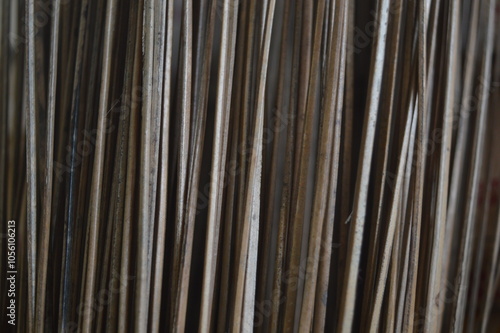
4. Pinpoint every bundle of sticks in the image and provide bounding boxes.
[1,0,500,331]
